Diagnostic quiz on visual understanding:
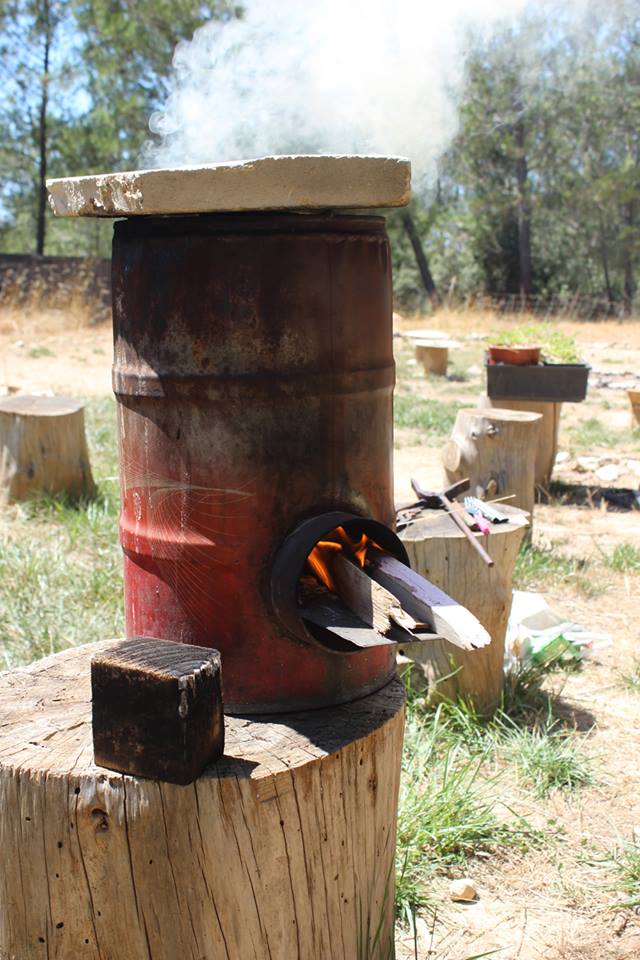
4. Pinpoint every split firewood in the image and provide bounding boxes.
[331,551,417,635]
[298,572,445,650]
[367,551,491,651]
